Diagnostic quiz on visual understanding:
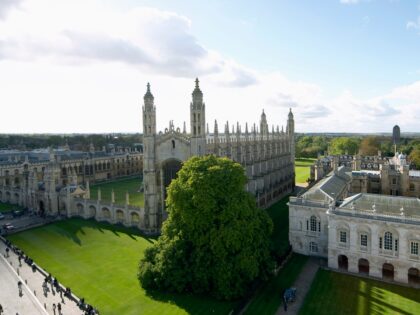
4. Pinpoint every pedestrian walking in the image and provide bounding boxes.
[53,303,56,314]
[18,256,22,267]
[17,280,23,296]
[0,304,3,314]
[57,302,62,315]
[5,247,9,257]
